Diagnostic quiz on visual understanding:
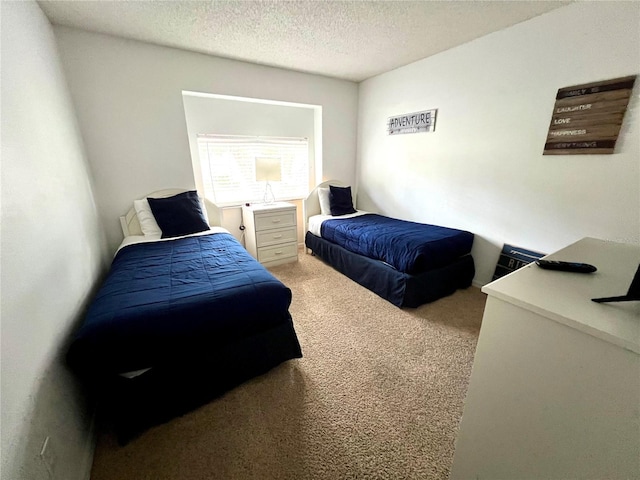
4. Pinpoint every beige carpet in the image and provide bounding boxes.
[89,251,486,480]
